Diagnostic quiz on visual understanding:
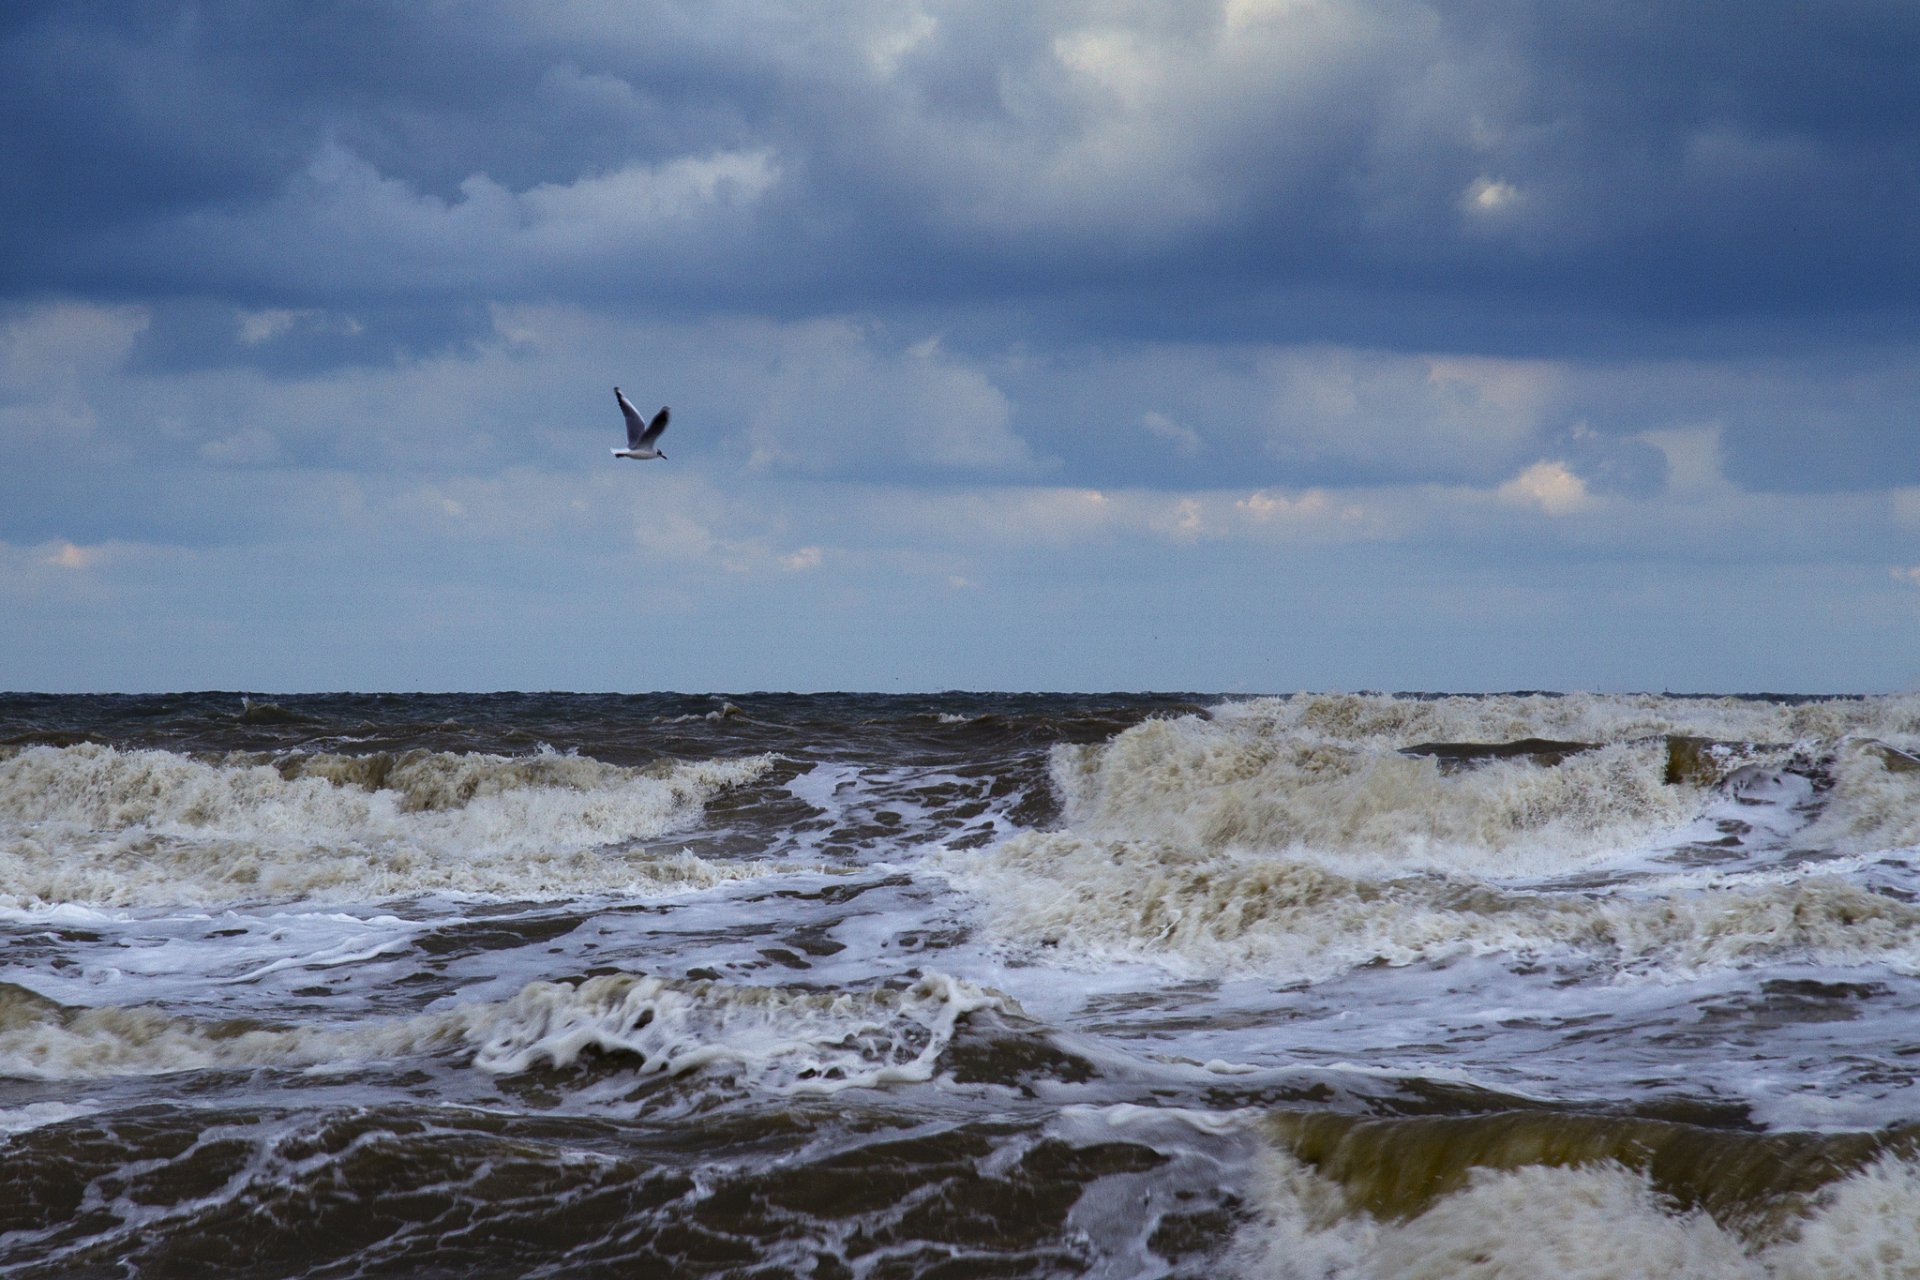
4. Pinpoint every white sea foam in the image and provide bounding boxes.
[1806,737,1920,853]
[0,743,777,906]
[0,980,471,1079]
[944,833,1920,979]
[471,970,1007,1092]
[0,971,1009,1094]
[1045,712,1702,877]
[1768,1153,1920,1278]
[938,692,1920,980]
[1210,692,1920,753]
[1226,1148,1920,1280]
[0,1099,96,1134]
